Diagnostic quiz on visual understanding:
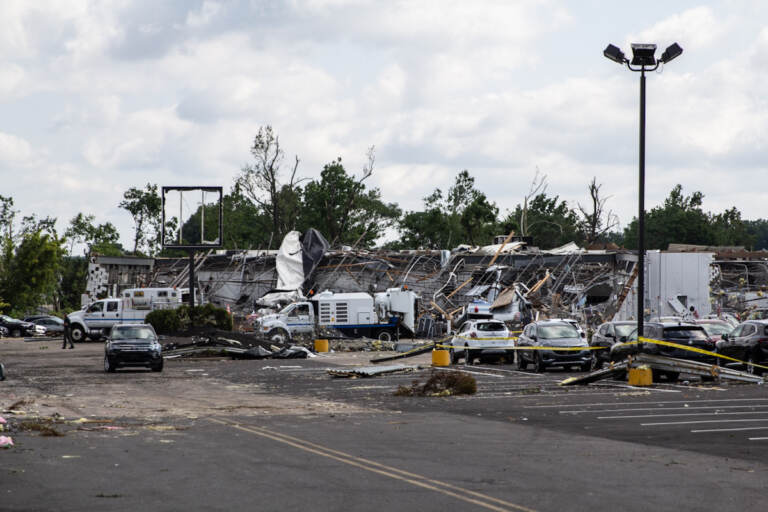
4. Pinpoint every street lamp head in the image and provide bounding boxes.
[659,42,683,64]
[603,44,627,64]
[630,43,657,66]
